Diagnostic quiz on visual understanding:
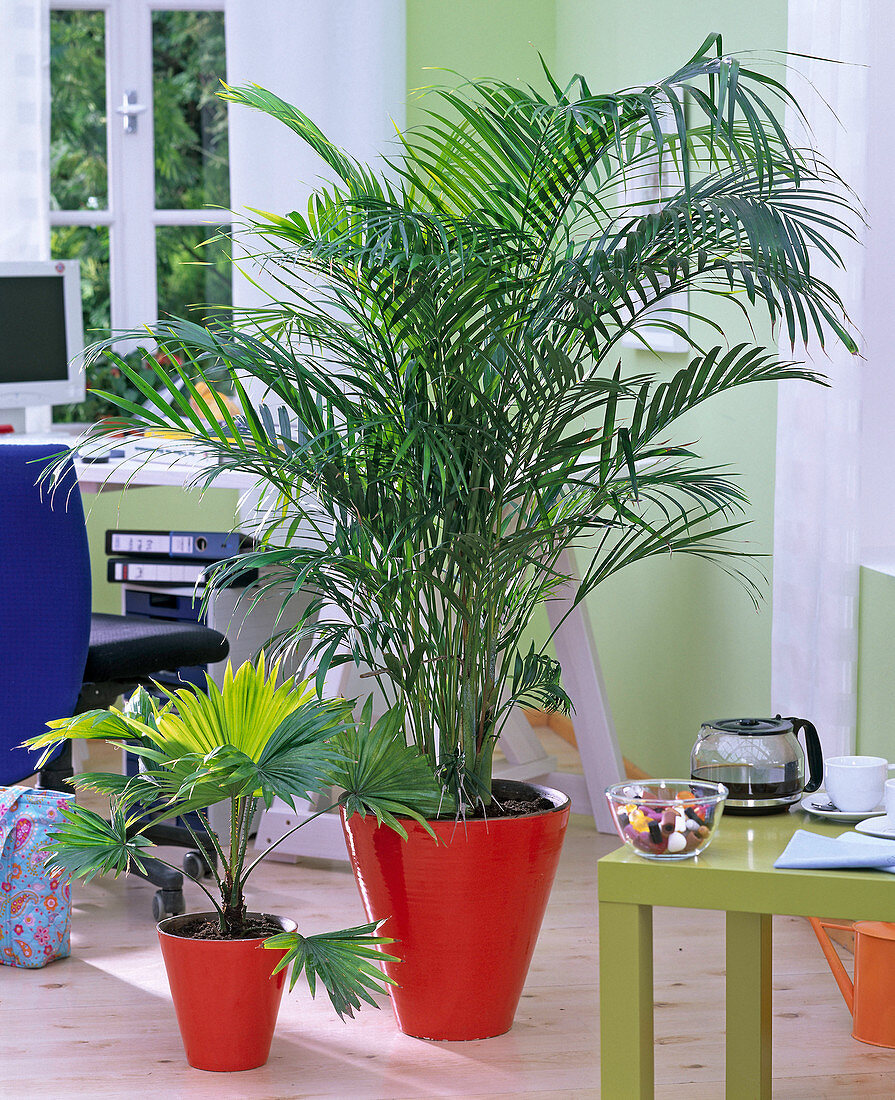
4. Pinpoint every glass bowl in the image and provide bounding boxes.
[605,779,728,860]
